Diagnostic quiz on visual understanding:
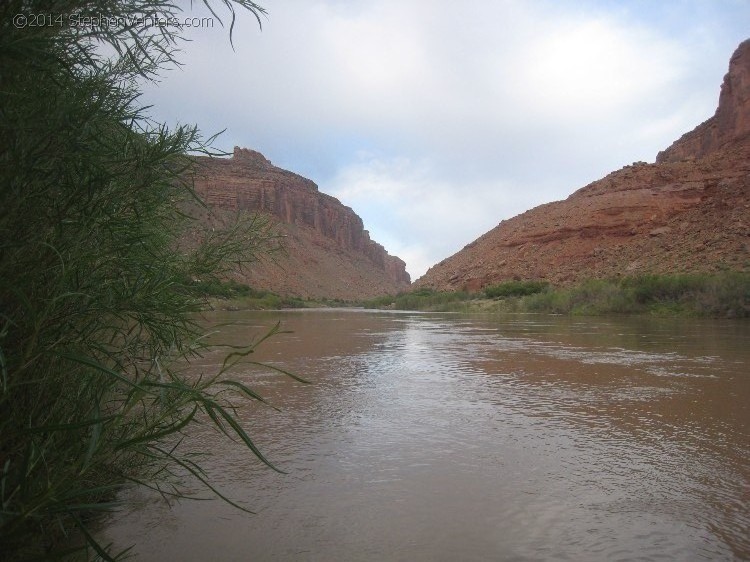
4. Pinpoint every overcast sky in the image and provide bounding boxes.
[141,0,749,279]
